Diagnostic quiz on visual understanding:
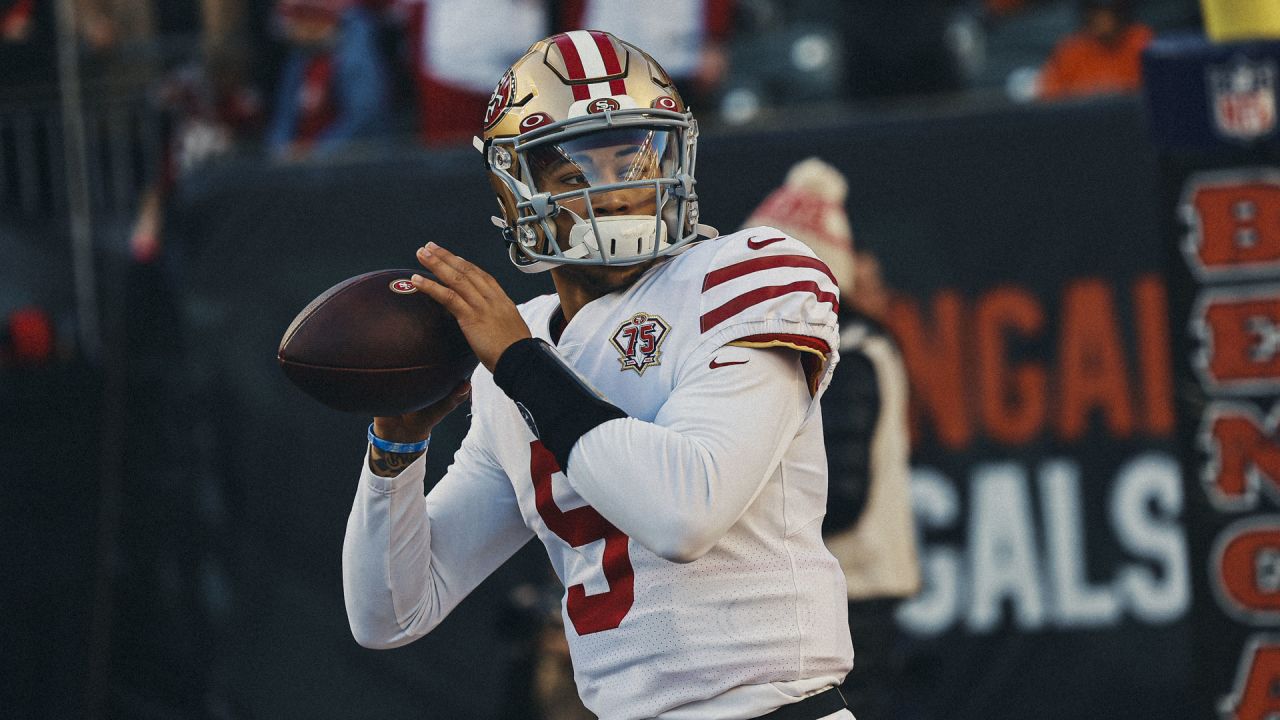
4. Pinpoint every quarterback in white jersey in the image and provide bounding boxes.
[342,31,854,720]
